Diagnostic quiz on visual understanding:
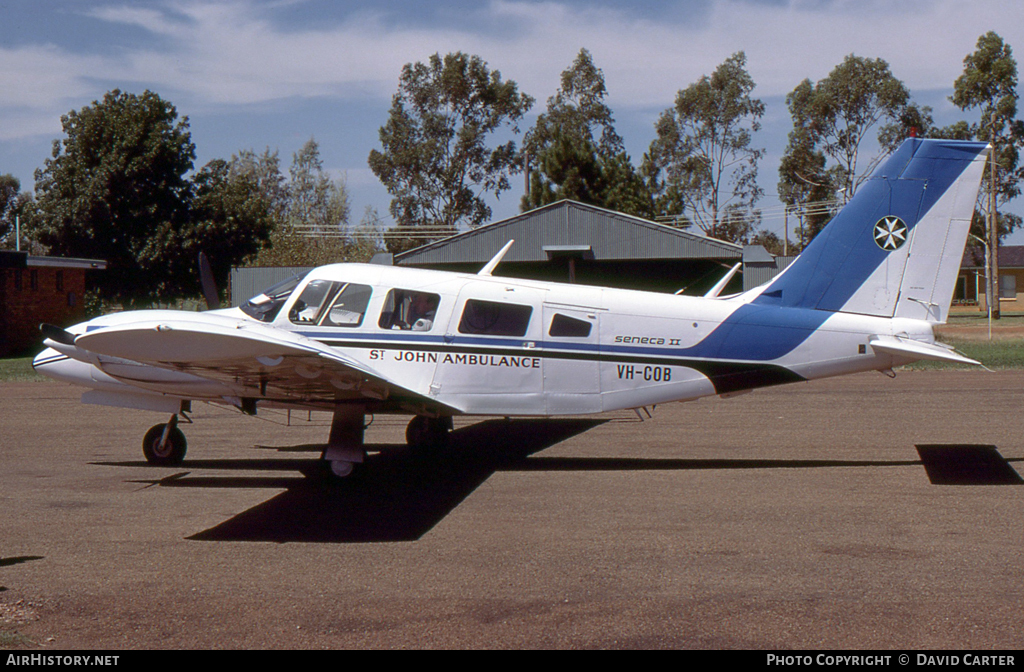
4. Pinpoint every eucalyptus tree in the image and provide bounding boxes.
[369,52,533,253]
[951,31,1024,242]
[647,52,765,242]
[949,31,1024,318]
[784,55,913,205]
